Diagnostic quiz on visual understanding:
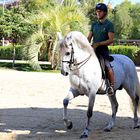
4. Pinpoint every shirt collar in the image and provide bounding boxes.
[98,19,107,24]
